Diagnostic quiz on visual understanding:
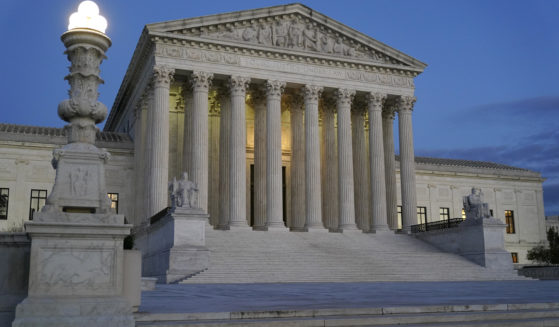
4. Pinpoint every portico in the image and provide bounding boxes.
[107,4,426,233]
